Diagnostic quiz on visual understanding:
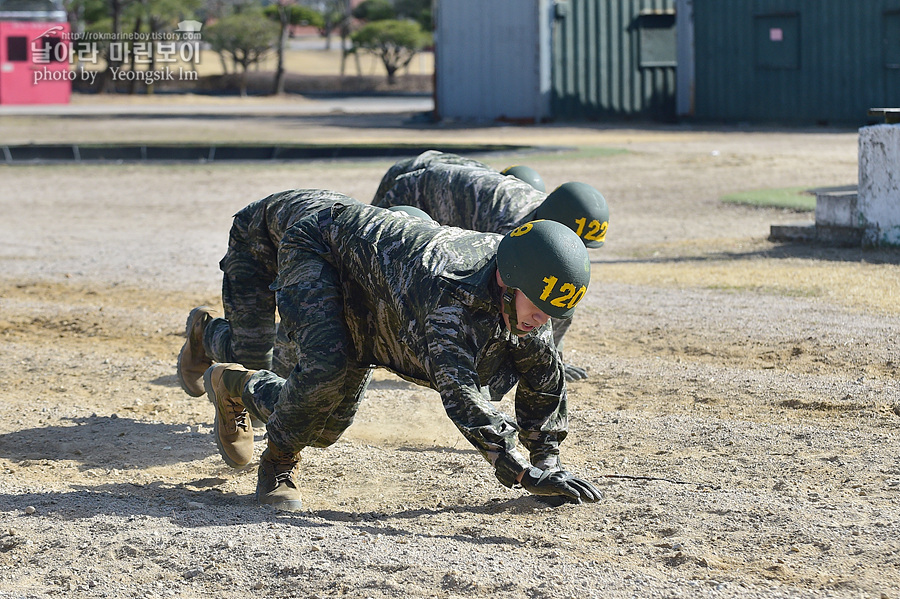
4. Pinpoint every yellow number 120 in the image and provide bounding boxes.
[539,275,587,309]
